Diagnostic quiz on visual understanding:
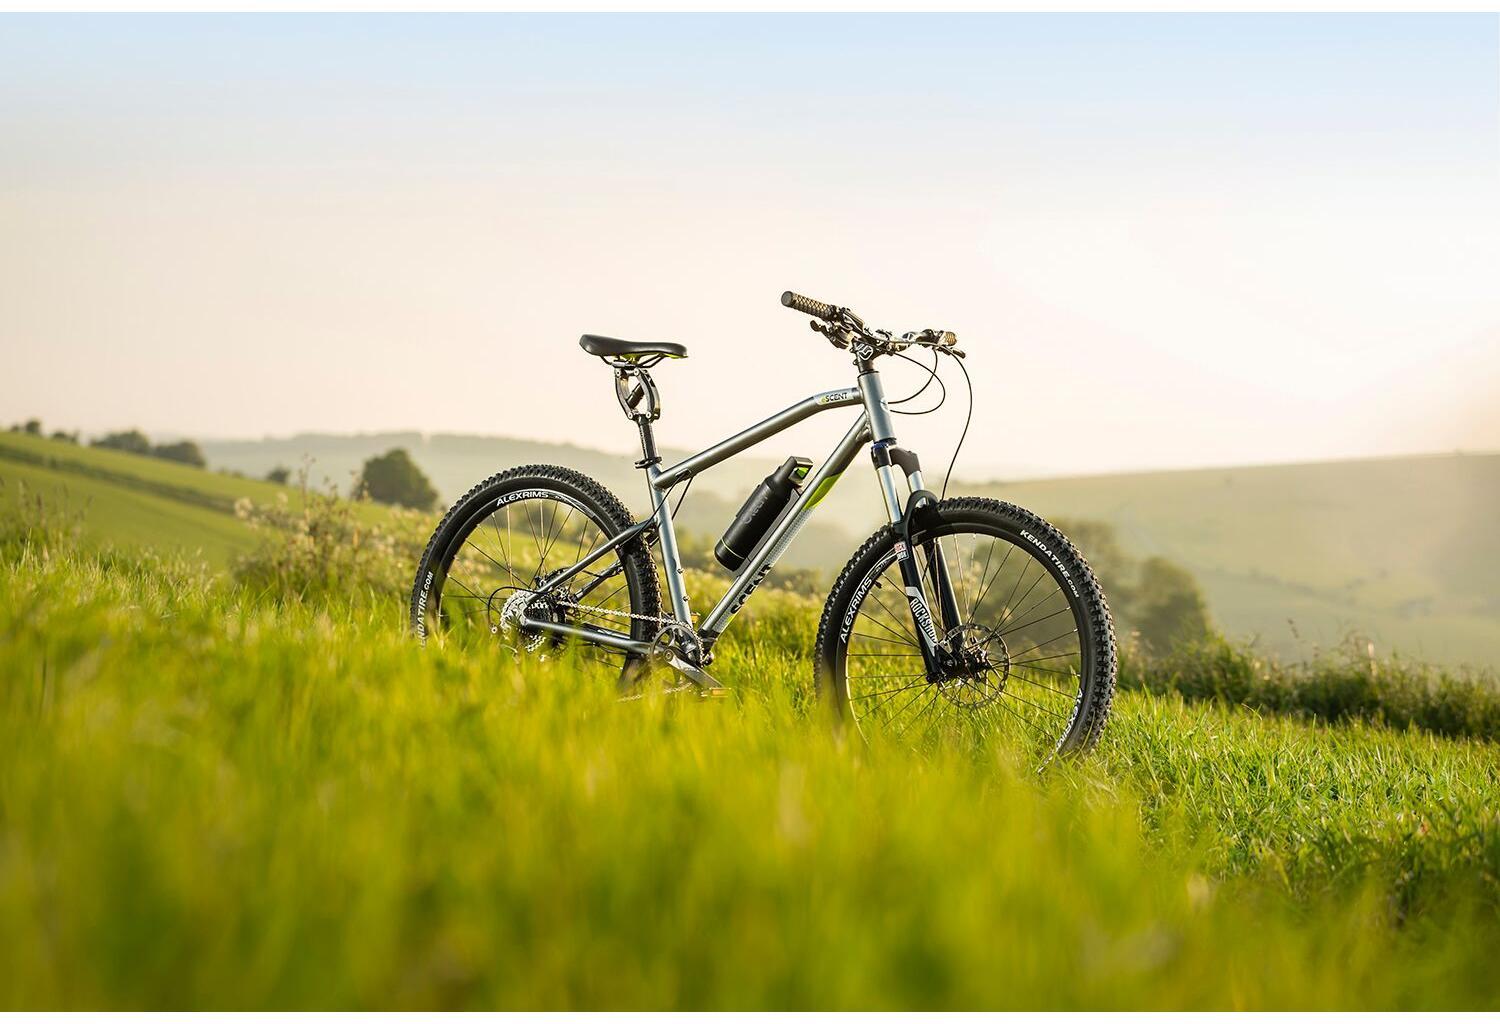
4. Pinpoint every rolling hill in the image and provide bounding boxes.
[0,431,380,568]
[975,453,1500,668]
